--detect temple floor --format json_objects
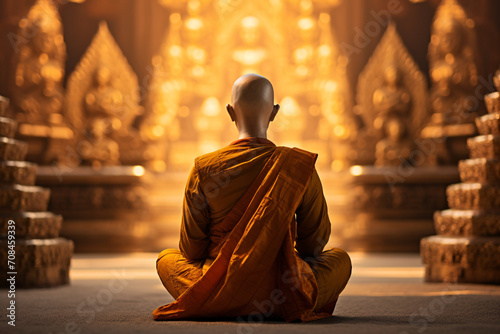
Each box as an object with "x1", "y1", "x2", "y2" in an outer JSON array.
[{"x1": 2, "y1": 253, "x2": 499, "y2": 334}]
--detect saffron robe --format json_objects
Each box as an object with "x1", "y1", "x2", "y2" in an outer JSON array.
[{"x1": 154, "y1": 138, "x2": 351, "y2": 322}]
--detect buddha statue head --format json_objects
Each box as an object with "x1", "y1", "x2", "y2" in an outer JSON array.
[
  {"x1": 384, "y1": 65, "x2": 401, "y2": 89},
  {"x1": 436, "y1": 17, "x2": 463, "y2": 55},
  {"x1": 95, "y1": 66, "x2": 112, "y2": 87}
]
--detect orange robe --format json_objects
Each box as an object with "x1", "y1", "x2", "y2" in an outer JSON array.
[{"x1": 154, "y1": 138, "x2": 351, "y2": 322}]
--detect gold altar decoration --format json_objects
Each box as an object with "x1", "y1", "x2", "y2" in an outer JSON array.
[
  {"x1": 9, "y1": 0, "x2": 74, "y2": 165},
  {"x1": 355, "y1": 22, "x2": 428, "y2": 166},
  {"x1": 147, "y1": 0, "x2": 349, "y2": 170},
  {"x1": 420, "y1": 0, "x2": 479, "y2": 164},
  {"x1": 65, "y1": 21, "x2": 144, "y2": 168},
  {"x1": 10, "y1": 0, "x2": 66, "y2": 124}
]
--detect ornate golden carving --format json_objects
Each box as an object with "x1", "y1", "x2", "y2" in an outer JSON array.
[
  {"x1": 10, "y1": 0, "x2": 66, "y2": 125},
  {"x1": 151, "y1": 0, "x2": 350, "y2": 170},
  {"x1": 65, "y1": 21, "x2": 142, "y2": 168},
  {"x1": 356, "y1": 22, "x2": 428, "y2": 166},
  {"x1": 425, "y1": 0, "x2": 478, "y2": 127}
]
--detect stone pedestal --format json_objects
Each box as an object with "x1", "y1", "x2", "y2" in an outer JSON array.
[
  {"x1": 421, "y1": 90, "x2": 500, "y2": 284},
  {"x1": 0, "y1": 96, "x2": 73, "y2": 288},
  {"x1": 35, "y1": 165, "x2": 149, "y2": 252},
  {"x1": 348, "y1": 166, "x2": 459, "y2": 252}
]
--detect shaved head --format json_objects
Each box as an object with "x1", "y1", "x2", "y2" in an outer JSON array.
[{"x1": 227, "y1": 74, "x2": 279, "y2": 139}]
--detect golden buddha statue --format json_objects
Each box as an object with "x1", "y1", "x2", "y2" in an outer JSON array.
[
  {"x1": 79, "y1": 118, "x2": 120, "y2": 168},
  {"x1": 66, "y1": 22, "x2": 143, "y2": 168},
  {"x1": 375, "y1": 116, "x2": 413, "y2": 166},
  {"x1": 355, "y1": 22, "x2": 428, "y2": 166},
  {"x1": 11, "y1": 0, "x2": 66, "y2": 125},
  {"x1": 429, "y1": 16, "x2": 477, "y2": 123},
  {"x1": 84, "y1": 66, "x2": 124, "y2": 120},
  {"x1": 420, "y1": 0, "x2": 479, "y2": 164},
  {"x1": 373, "y1": 65, "x2": 411, "y2": 131}
]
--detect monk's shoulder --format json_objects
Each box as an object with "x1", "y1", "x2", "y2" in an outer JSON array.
[
  {"x1": 194, "y1": 145, "x2": 238, "y2": 177},
  {"x1": 286, "y1": 147, "x2": 318, "y2": 167}
]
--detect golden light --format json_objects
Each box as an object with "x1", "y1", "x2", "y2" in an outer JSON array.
[
  {"x1": 331, "y1": 159, "x2": 344, "y2": 172},
  {"x1": 296, "y1": 65, "x2": 309, "y2": 76},
  {"x1": 152, "y1": 125, "x2": 164, "y2": 137},
  {"x1": 192, "y1": 65, "x2": 205, "y2": 77},
  {"x1": 132, "y1": 165, "x2": 145, "y2": 177},
  {"x1": 201, "y1": 97, "x2": 220, "y2": 117},
  {"x1": 169, "y1": 45, "x2": 182, "y2": 57},
  {"x1": 318, "y1": 44, "x2": 331, "y2": 57},
  {"x1": 185, "y1": 17, "x2": 203, "y2": 31},
  {"x1": 325, "y1": 80, "x2": 338, "y2": 92},
  {"x1": 333, "y1": 124, "x2": 345, "y2": 137},
  {"x1": 280, "y1": 96, "x2": 300, "y2": 116},
  {"x1": 350, "y1": 165, "x2": 363, "y2": 176},
  {"x1": 298, "y1": 17, "x2": 315, "y2": 31},
  {"x1": 241, "y1": 16, "x2": 260, "y2": 29}
]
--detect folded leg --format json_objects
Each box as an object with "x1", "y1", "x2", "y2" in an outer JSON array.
[
  {"x1": 156, "y1": 248, "x2": 205, "y2": 299},
  {"x1": 302, "y1": 247, "x2": 352, "y2": 313}
]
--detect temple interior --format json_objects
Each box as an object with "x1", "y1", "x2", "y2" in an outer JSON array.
[{"x1": 0, "y1": 0, "x2": 499, "y2": 333}]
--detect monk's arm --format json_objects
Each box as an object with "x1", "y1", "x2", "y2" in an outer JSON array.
[
  {"x1": 179, "y1": 165, "x2": 211, "y2": 260},
  {"x1": 295, "y1": 169, "x2": 331, "y2": 257}
]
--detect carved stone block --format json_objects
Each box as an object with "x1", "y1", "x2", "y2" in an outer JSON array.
[
  {"x1": 485, "y1": 92, "x2": 500, "y2": 114},
  {"x1": 434, "y1": 209, "x2": 500, "y2": 236},
  {"x1": 0, "y1": 117, "x2": 17, "y2": 138},
  {"x1": 0, "y1": 185, "x2": 50, "y2": 212},
  {"x1": 0, "y1": 238, "x2": 73, "y2": 288},
  {"x1": 458, "y1": 158, "x2": 500, "y2": 184},
  {"x1": 421, "y1": 235, "x2": 500, "y2": 284},
  {"x1": 0, "y1": 138, "x2": 28, "y2": 161},
  {"x1": 476, "y1": 112, "x2": 500, "y2": 136},
  {"x1": 468, "y1": 135, "x2": 500, "y2": 159},
  {"x1": 447, "y1": 183, "x2": 500, "y2": 210},
  {"x1": 0, "y1": 212, "x2": 62, "y2": 239},
  {"x1": 0, "y1": 161, "x2": 37, "y2": 186}
]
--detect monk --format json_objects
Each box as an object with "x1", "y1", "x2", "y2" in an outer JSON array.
[{"x1": 154, "y1": 74, "x2": 351, "y2": 322}]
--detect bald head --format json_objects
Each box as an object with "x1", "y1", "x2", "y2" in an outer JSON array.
[{"x1": 227, "y1": 74, "x2": 279, "y2": 138}]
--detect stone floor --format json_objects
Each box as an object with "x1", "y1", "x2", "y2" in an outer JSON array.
[{"x1": 1, "y1": 252, "x2": 499, "y2": 334}]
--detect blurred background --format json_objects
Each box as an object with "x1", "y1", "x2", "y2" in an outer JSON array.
[{"x1": 1, "y1": 0, "x2": 499, "y2": 254}]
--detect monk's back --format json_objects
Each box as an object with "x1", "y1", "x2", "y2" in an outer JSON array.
[{"x1": 195, "y1": 138, "x2": 276, "y2": 228}]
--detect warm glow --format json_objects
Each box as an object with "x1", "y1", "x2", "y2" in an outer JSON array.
[
  {"x1": 325, "y1": 80, "x2": 338, "y2": 92},
  {"x1": 185, "y1": 18, "x2": 203, "y2": 31},
  {"x1": 152, "y1": 125, "x2": 164, "y2": 137},
  {"x1": 169, "y1": 45, "x2": 182, "y2": 57},
  {"x1": 201, "y1": 97, "x2": 220, "y2": 116},
  {"x1": 350, "y1": 165, "x2": 363, "y2": 176},
  {"x1": 280, "y1": 96, "x2": 300, "y2": 116},
  {"x1": 132, "y1": 165, "x2": 145, "y2": 176},
  {"x1": 318, "y1": 44, "x2": 331, "y2": 57},
  {"x1": 241, "y1": 16, "x2": 260, "y2": 29},
  {"x1": 298, "y1": 18, "x2": 315, "y2": 31},
  {"x1": 331, "y1": 159, "x2": 344, "y2": 172},
  {"x1": 334, "y1": 125, "x2": 345, "y2": 137}
]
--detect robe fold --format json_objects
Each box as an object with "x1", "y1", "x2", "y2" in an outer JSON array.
[{"x1": 154, "y1": 138, "x2": 351, "y2": 322}]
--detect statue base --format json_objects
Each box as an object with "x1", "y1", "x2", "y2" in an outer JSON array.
[
  {"x1": 420, "y1": 118, "x2": 477, "y2": 165},
  {"x1": 16, "y1": 122, "x2": 73, "y2": 165},
  {"x1": 346, "y1": 165, "x2": 459, "y2": 252},
  {"x1": 35, "y1": 165, "x2": 150, "y2": 252}
]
